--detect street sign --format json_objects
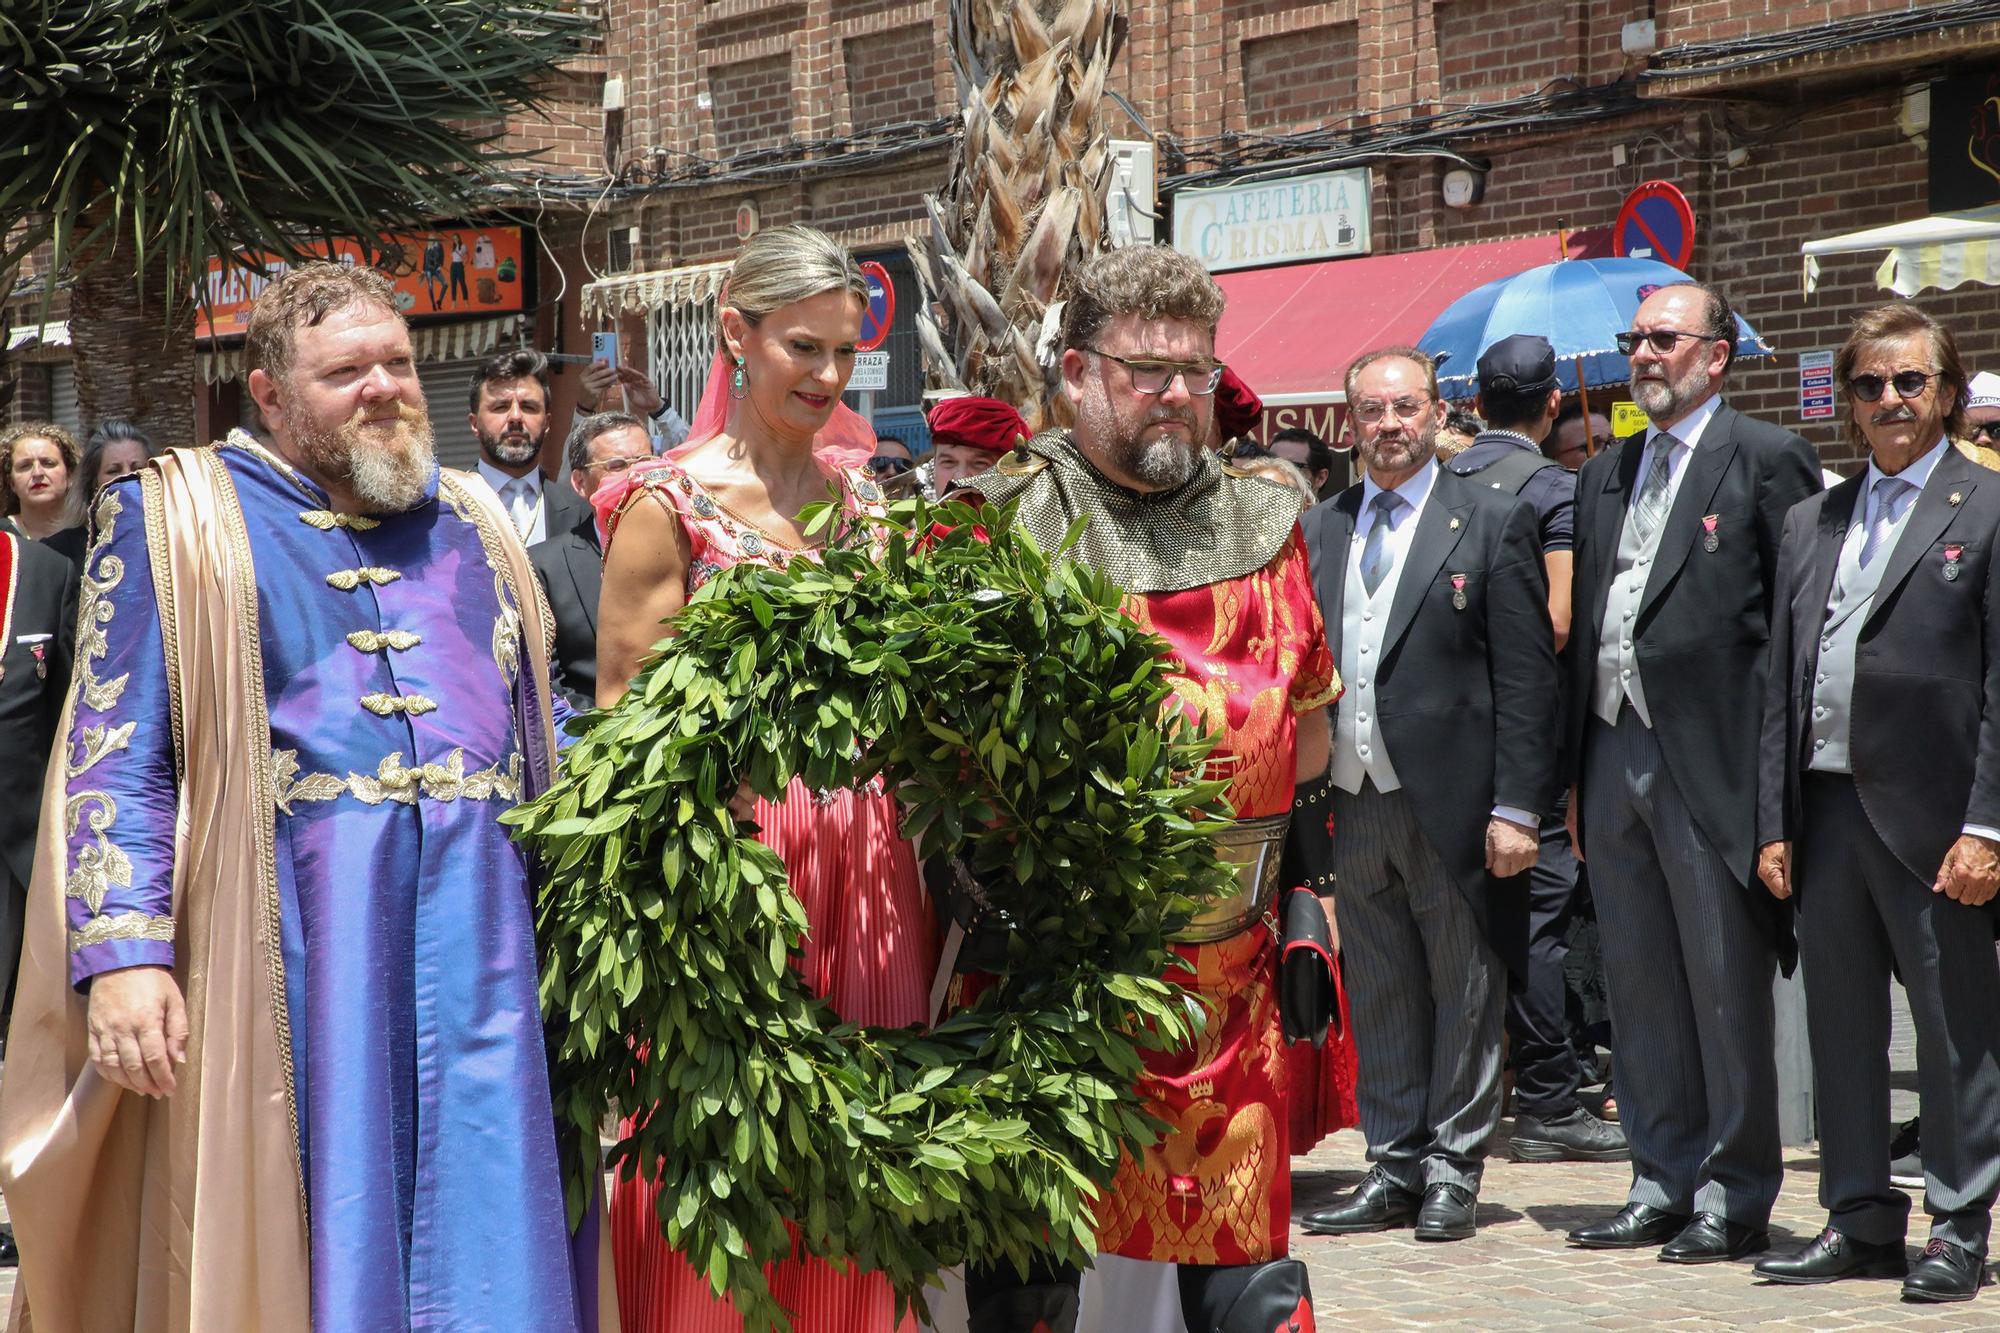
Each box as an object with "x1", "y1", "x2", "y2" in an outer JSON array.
[
  {"x1": 1799, "y1": 349, "x2": 1837, "y2": 421},
  {"x1": 1613, "y1": 181, "x2": 1696, "y2": 270},
  {"x1": 857, "y1": 261, "x2": 895, "y2": 351},
  {"x1": 849, "y1": 350, "x2": 888, "y2": 392},
  {"x1": 1610, "y1": 401, "x2": 1648, "y2": 437}
]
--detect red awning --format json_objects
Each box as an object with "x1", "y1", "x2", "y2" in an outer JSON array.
[{"x1": 1216, "y1": 231, "x2": 1609, "y2": 403}]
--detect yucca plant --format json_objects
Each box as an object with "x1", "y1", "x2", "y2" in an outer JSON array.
[
  {"x1": 0, "y1": 0, "x2": 590, "y2": 442},
  {"x1": 910, "y1": 0, "x2": 1125, "y2": 428}
]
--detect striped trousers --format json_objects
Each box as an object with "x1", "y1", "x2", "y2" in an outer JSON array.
[{"x1": 1330, "y1": 781, "x2": 1505, "y2": 1193}]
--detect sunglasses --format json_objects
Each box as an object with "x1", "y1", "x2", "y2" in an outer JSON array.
[
  {"x1": 1971, "y1": 422, "x2": 2000, "y2": 444},
  {"x1": 865, "y1": 455, "x2": 914, "y2": 477},
  {"x1": 1614, "y1": 328, "x2": 1718, "y2": 356},
  {"x1": 587, "y1": 455, "x2": 653, "y2": 473},
  {"x1": 1845, "y1": 369, "x2": 1938, "y2": 403}
]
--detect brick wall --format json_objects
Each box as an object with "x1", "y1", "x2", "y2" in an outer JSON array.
[
  {"x1": 844, "y1": 22, "x2": 938, "y2": 129},
  {"x1": 1241, "y1": 23, "x2": 1360, "y2": 129},
  {"x1": 710, "y1": 53, "x2": 796, "y2": 155}
]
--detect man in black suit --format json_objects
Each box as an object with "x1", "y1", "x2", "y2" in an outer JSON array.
[
  {"x1": 0, "y1": 517, "x2": 76, "y2": 1017},
  {"x1": 1753, "y1": 302, "x2": 2000, "y2": 1303},
  {"x1": 467, "y1": 349, "x2": 594, "y2": 547},
  {"x1": 529, "y1": 411, "x2": 653, "y2": 713},
  {"x1": 1564, "y1": 282, "x2": 1822, "y2": 1262},
  {"x1": 1299, "y1": 346, "x2": 1558, "y2": 1243}
]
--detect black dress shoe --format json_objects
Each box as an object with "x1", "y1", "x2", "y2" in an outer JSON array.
[
  {"x1": 1658, "y1": 1211, "x2": 1771, "y2": 1264},
  {"x1": 1902, "y1": 1238, "x2": 1987, "y2": 1303},
  {"x1": 1566, "y1": 1202, "x2": 1691, "y2": 1249},
  {"x1": 1301, "y1": 1167, "x2": 1420, "y2": 1235},
  {"x1": 1413, "y1": 1183, "x2": 1477, "y2": 1242},
  {"x1": 1753, "y1": 1228, "x2": 1906, "y2": 1284}
]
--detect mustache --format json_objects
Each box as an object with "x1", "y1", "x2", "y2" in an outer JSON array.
[{"x1": 1870, "y1": 405, "x2": 1918, "y2": 426}]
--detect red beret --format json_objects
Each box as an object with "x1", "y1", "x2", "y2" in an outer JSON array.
[
  {"x1": 1213, "y1": 367, "x2": 1263, "y2": 441},
  {"x1": 928, "y1": 396, "x2": 1030, "y2": 455}
]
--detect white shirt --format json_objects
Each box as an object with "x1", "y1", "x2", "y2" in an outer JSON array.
[
  {"x1": 478, "y1": 459, "x2": 548, "y2": 545},
  {"x1": 1334, "y1": 461, "x2": 1537, "y2": 828}
]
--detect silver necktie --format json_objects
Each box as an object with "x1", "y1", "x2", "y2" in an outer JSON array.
[
  {"x1": 1360, "y1": 491, "x2": 1404, "y2": 595},
  {"x1": 1859, "y1": 475, "x2": 1913, "y2": 568},
  {"x1": 1632, "y1": 435, "x2": 1677, "y2": 543}
]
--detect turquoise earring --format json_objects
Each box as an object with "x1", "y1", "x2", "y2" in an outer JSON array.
[{"x1": 730, "y1": 356, "x2": 748, "y2": 399}]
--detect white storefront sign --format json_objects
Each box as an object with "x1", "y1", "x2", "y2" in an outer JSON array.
[{"x1": 1172, "y1": 169, "x2": 1371, "y2": 273}]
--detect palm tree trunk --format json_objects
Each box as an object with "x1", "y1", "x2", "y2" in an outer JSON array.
[
  {"x1": 913, "y1": 0, "x2": 1125, "y2": 428},
  {"x1": 69, "y1": 234, "x2": 197, "y2": 445}
]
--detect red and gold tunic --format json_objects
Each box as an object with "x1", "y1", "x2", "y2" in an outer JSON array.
[{"x1": 1095, "y1": 528, "x2": 1340, "y2": 1265}]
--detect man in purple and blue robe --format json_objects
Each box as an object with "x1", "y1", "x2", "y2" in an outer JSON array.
[{"x1": 0, "y1": 262, "x2": 601, "y2": 1332}]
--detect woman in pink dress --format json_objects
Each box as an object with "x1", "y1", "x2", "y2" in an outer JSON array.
[{"x1": 593, "y1": 224, "x2": 934, "y2": 1333}]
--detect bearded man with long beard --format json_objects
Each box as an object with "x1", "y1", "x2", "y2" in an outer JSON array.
[
  {"x1": 964, "y1": 245, "x2": 1338, "y2": 1333},
  {"x1": 0, "y1": 262, "x2": 604, "y2": 1332}
]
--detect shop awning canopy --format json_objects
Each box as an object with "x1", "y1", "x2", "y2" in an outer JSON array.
[
  {"x1": 581, "y1": 260, "x2": 733, "y2": 319},
  {"x1": 5, "y1": 320, "x2": 69, "y2": 352},
  {"x1": 1801, "y1": 206, "x2": 2000, "y2": 296},
  {"x1": 1215, "y1": 233, "x2": 1589, "y2": 404}
]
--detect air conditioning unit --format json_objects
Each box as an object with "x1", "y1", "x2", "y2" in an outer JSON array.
[{"x1": 1107, "y1": 139, "x2": 1157, "y2": 247}]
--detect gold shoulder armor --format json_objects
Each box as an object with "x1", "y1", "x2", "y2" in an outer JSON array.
[{"x1": 994, "y1": 450, "x2": 1048, "y2": 478}]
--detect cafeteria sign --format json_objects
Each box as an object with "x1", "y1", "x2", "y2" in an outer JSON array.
[
  {"x1": 1173, "y1": 168, "x2": 1371, "y2": 273},
  {"x1": 193, "y1": 225, "x2": 529, "y2": 339}
]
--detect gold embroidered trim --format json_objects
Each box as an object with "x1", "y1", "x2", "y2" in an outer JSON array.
[
  {"x1": 439, "y1": 473, "x2": 530, "y2": 684},
  {"x1": 359, "y1": 692, "x2": 438, "y2": 717},
  {"x1": 68, "y1": 909, "x2": 175, "y2": 954},
  {"x1": 64, "y1": 791, "x2": 130, "y2": 914},
  {"x1": 275, "y1": 748, "x2": 522, "y2": 812},
  {"x1": 345, "y1": 628, "x2": 422, "y2": 653},
  {"x1": 74, "y1": 489, "x2": 132, "y2": 713},
  {"x1": 326, "y1": 566, "x2": 401, "y2": 591},
  {"x1": 299, "y1": 509, "x2": 380, "y2": 531},
  {"x1": 67, "y1": 721, "x2": 137, "y2": 779},
  {"x1": 140, "y1": 468, "x2": 186, "y2": 781}
]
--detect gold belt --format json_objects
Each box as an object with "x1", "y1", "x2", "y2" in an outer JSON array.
[{"x1": 1175, "y1": 811, "x2": 1290, "y2": 943}]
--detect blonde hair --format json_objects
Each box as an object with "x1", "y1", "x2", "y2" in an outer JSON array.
[{"x1": 721, "y1": 225, "x2": 869, "y2": 339}]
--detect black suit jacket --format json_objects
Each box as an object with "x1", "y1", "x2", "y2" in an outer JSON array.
[
  {"x1": 1, "y1": 524, "x2": 78, "y2": 888},
  {"x1": 1758, "y1": 446, "x2": 2000, "y2": 891},
  {"x1": 541, "y1": 476, "x2": 592, "y2": 546},
  {"x1": 1301, "y1": 470, "x2": 1559, "y2": 966},
  {"x1": 530, "y1": 509, "x2": 603, "y2": 713},
  {"x1": 1567, "y1": 401, "x2": 1821, "y2": 887}
]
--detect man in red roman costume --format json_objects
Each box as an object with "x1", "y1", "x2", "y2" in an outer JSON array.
[{"x1": 964, "y1": 244, "x2": 1337, "y2": 1333}]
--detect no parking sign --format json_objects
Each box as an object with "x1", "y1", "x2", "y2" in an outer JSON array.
[
  {"x1": 1614, "y1": 181, "x2": 1696, "y2": 270},
  {"x1": 856, "y1": 261, "x2": 895, "y2": 352}
]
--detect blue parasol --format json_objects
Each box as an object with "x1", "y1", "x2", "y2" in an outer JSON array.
[{"x1": 1418, "y1": 256, "x2": 1773, "y2": 401}]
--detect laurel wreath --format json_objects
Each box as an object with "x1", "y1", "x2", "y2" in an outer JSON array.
[{"x1": 505, "y1": 498, "x2": 1237, "y2": 1331}]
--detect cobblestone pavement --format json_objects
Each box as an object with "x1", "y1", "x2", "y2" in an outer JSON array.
[{"x1": 1290, "y1": 983, "x2": 1968, "y2": 1330}]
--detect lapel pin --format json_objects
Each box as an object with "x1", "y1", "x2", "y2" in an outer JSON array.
[
  {"x1": 1450, "y1": 573, "x2": 1468, "y2": 610},
  {"x1": 1449, "y1": 516, "x2": 1461, "y2": 531},
  {"x1": 1945, "y1": 544, "x2": 1964, "y2": 581},
  {"x1": 1950, "y1": 491, "x2": 1964, "y2": 507},
  {"x1": 1701, "y1": 514, "x2": 1720, "y2": 553}
]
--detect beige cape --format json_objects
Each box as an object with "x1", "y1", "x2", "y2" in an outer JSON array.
[{"x1": 0, "y1": 448, "x2": 581, "y2": 1331}]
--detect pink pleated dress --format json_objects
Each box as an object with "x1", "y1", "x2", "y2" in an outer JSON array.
[{"x1": 603, "y1": 458, "x2": 934, "y2": 1333}]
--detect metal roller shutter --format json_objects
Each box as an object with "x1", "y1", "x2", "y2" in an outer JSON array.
[{"x1": 419, "y1": 359, "x2": 482, "y2": 472}]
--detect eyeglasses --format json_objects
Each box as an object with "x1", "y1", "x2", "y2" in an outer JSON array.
[
  {"x1": 1971, "y1": 422, "x2": 2000, "y2": 444},
  {"x1": 1845, "y1": 369, "x2": 1939, "y2": 403},
  {"x1": 1614, "y1": 328, "x2": 1717, "y2": 356},
  {"x1": 587, "y1": 455, "x2": 653, "y2": 473},
  {"x1": 865, "y1": 455, "x2": 915, "y2": 478},
  {"x1": 1088, "y1": 348, "x2": 1226, "y2": 396},
  {"x1": 1350, "y1": 395, "x2": 1434, "y2": 425}
]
